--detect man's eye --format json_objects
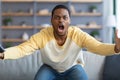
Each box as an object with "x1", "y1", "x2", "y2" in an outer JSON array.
[
  {"x1": 54, "y1": 16, "x2": 60, "y2": 20},
  {"x1": 63, "y1": 16, "x2": 68, "y2": 20}
]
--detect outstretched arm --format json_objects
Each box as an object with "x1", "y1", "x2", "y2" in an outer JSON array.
[{"x1": 0, "y1": 33, "x2": 41, "y2": 60}]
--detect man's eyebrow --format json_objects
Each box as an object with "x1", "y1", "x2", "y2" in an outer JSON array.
[{"x1": 54, "y1": 14, "x2": 68, "y2": 16}]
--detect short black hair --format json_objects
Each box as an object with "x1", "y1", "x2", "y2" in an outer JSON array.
[{"x1": 51, "y1": 4, "x2": 71, "y2": 17}]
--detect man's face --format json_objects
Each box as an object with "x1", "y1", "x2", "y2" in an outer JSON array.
[{"x1": 51, "y1": 8, "x2": 71, "y2": 37}]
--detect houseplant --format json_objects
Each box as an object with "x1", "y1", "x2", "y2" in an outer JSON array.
[
  {"x1": 90, "y1": 30, "x2": 99, "y2": 38},
  {"x1": 3, "y1": 17, "x2": 12, "y2": 26},
  {"x1": 89, "y1": 5, "x2": 97, "y2": 13}
]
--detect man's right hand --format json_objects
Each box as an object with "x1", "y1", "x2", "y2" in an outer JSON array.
[{"x1": 0, "y1": 53, "x2": 4, "y2": 59}]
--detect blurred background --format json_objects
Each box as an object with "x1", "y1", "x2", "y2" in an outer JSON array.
[{"x1": 0, "y1": 0, "x2": 119, "y2": 48}]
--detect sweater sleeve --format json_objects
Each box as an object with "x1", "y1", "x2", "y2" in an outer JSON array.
[
  {"x1": 4, "y1": 32, "x2": 42, "y2": 59},
  {"x1": 80, "y1": 30, "x2": 116, "y2": 56}
]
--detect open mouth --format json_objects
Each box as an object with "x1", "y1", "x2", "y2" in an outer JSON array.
[
  {"x1": 58, "y1": 25, "x2": 64, "y2": 33},
  {"x1": 58, "y1": 25, "x2": 64, "y2": 31}
]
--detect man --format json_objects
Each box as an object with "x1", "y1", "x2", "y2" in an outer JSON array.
[{"x1": 0, "y1": 4, "x2": 120, "y2": 80}]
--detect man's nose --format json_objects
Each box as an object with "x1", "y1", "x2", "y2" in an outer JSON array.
[{"x1": 59, "y1": 18, "x2": 64, "y2": 23}]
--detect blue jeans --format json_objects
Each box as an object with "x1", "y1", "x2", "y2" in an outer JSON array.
[{"x1": 34, "y1": 64, "x2": 88, "y2": 80}]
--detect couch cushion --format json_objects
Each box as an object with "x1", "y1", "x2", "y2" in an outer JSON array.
[
  {"x1": 0, "y1": 50, "x2": 42, "y2": 80},
  {"x1": 103, "y1": 55, "x2": 120, "y2": 80}
]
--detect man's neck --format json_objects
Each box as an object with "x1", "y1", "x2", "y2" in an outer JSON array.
[{"x1": 54, "y1": 33, "x2": 67, "y2": 46}]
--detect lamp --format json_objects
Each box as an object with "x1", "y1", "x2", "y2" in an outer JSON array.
[
  {"x1": 106, "y1": 14, "x2": 116, "y2": 27},
  {"x1": 106, "y1": 14, "x2": 116, "y2": 43}
]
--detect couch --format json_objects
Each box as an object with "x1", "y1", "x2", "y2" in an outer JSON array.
[{"x1": 0, "y1": 50, "x2": 105, "y2": 80}]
